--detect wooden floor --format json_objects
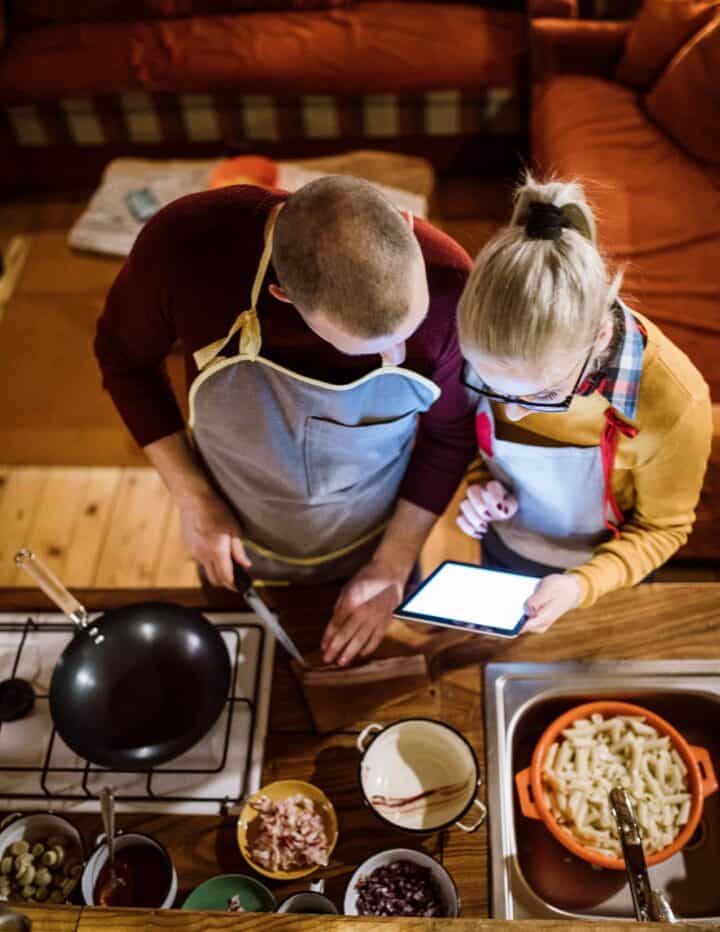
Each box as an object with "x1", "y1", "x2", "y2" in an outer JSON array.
[{"x1": 0, "y1": 466, "x2": 199, "y2": 588}]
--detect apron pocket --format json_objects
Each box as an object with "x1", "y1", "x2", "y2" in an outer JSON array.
[{"x1": 305, "y1": 412, "x2": 418, "y2": 500}]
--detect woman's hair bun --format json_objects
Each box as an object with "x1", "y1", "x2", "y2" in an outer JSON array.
[{"x1": 525, "y1": 202, "x2": 565, "y2": 241}]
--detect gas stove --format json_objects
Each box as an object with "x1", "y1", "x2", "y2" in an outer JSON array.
[{"x1": 0, "y1": 613, "x2": 275, "y2": 815}]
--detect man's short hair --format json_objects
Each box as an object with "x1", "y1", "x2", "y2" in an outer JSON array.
[{"x1": 272, "y1": 175, "x2": 421, "y2": 338}]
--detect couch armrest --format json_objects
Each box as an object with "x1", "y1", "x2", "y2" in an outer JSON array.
[
  {"x1": 528, "y1": 0, "x2": 578, "y2": 17},
  {"x1": 531, "y1": 17, "x2": 630, "y2": 83}
]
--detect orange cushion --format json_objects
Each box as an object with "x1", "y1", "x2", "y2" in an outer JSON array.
[
  {"x1": 532, "y1": 73, "x2": 720, "y2": 393},
  {"x1": 208, "y1": 156, "x2": 279, "y2": 189},
  {"x1": 141, "y1": 4, "x2": 525, "y2": 96},
  {"x1": 616, "y1": 0, "x2": 720, "y2": 88},
  {"x1": 0, "y1": 3, "x2": 525, "y2": 101},
  {"x1": 644, "y1": 13, "x2": 720, "y2": 164},
  {"x1": 527, "y1": 0, "x2": 578, "y2": 15}
]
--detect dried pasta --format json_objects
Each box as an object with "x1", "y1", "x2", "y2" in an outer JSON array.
[{"x1": 541, "y1": 713, "x2": 691, "y2": 857}]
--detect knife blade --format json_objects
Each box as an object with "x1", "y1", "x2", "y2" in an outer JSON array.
[{"x1": 233, "y1": 563, "x2": 306, "y2": 666}]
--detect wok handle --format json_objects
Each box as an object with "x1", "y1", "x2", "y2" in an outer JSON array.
[
  {"x1": 690, "y1": 745, "x2": 719, "y2": 797},
  {"x1": 14, "y1": 549, "x2": 88, "y2": 626},
  {"x1": 515, "y1": 767, "x2": 541, "y2": 819}
]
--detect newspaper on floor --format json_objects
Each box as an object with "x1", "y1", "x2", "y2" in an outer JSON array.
[{"x1": 68, "y1": 157, "x2": 428, "y2": 258}]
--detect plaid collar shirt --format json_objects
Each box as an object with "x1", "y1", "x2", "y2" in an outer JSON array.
[{"x1": 577, "y1": 300, "x2": 646, "y2": 421}]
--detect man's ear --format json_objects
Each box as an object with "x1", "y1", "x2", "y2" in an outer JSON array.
[{"x1": 268, "y1": 283, "x2": 292, "y2": 304}]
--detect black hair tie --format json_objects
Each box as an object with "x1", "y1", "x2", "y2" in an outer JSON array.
[{"x1": 525, "y1": 202, "x2": 565, "y2": 241}]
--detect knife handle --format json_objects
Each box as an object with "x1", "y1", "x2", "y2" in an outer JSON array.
[{"x1": 232, "y1": 561, "x2": 252, "y2": 595}]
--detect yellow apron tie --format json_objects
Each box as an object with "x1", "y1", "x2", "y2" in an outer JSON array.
[{"x1": 193, "y1": 203, "x2": 283, "y2": 372}]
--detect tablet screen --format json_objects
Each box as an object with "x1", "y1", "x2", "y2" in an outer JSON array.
[{"x1": 398, "y1": 561, "x2": 539, "y2": 635}]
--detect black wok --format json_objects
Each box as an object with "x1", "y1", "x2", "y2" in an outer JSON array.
[{"x1": 15, "y1": 549, "x2": 231, "y2": 769}]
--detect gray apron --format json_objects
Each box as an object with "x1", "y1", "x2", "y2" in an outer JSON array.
[
  {"x1": 475, "y1": 396, "x2": 614, "y2": 569},
  {"x1": 188, "y1": 205, "x2": 440, "y2": 583}
]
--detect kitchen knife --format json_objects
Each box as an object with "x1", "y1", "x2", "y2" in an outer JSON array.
[{"x1": 233, "y1": 563, "x2": 306, "y2": 666}]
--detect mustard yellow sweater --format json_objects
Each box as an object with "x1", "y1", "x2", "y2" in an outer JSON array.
[{"x1": 467, "y1": 314, "x2": 712, "y2": 608}]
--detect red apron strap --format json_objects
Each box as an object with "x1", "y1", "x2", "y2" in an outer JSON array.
[{"x1": 600, "y1": 407, "x2": 638, "y2": 539}]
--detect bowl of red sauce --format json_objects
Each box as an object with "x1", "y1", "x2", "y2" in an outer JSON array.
[{"x1": 81, "y1": 832, "x2": 176, "y2": 908}]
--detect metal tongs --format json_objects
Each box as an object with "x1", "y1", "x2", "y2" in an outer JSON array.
[{"x1": 609, "y1": 786, "x2": 676, "y2": 923}]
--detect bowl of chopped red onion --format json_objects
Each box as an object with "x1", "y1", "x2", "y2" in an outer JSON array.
[
  {"x1": 237, "y1": 780, "x2": 338, "y2": 880},
  {"x1": 343, "y1": 848, "x2": 459, "y2": 918}
]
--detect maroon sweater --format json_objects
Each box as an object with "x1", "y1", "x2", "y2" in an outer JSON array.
[{"x1": 95, "y1": 185, "x2": 476, "y2": 515}]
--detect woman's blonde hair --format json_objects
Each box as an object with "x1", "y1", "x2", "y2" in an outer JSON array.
[{"x1": 458, "y1": 174, "x2": 622, "y2": 363}]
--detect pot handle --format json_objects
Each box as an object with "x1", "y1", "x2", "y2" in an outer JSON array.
[
  {"x1": 515, "y1": 768, "x2": 541, "y2": 819},
  {"x1": 356, "y1": 723, "x2": 383, "y2": 753},
  {"x1": 455, "y1": 798, "x2": 487, "y2": 833},
  {"x1": 689, "y1": 745, "x2": 719, "y2": 797},
  {"x1": 14, "y1": 549, "x2": 88, "y2": 627}
]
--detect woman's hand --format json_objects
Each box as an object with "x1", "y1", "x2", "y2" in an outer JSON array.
[
  {"x1": 522, "y1": 574, "x2": 582, "y2": 633},
  {"x1": 178, "y1": 490, "x2": 251, "y2": 589},
  {"x1": 456, "y1": 479, "x2": 518, "y2": 538}
]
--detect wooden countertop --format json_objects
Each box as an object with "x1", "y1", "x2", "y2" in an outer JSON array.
[
  {"x1": 7, "y1": 905, "x2": 689, "y2": 930},
  {"x1": 2, "y1": 583, "x2": 718, "y2": 929}
]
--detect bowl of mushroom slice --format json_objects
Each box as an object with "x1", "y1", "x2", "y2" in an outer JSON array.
[{"x1": 0, "y1": 813, "x2": 84, "y2": 905}]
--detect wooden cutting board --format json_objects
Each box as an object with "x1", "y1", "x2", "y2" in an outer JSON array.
[{"x1": 291, "y1": 627, "x2": 473, "y2": 733}]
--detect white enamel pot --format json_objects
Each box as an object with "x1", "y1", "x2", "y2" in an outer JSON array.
[{"x1": 357, "y1": 718, "x2": 486, "y2": 834}]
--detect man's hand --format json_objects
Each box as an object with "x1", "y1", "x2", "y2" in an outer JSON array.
[
  {"x1": 320, "y1": 560, "x2": 406, "y2": 666},
  {"x1": 178, "y1": 489, "x2": 251, "y2": 589},
  {"x1": 456, "y1": 480, "x2": 518, "y2": 538},
  {"x1": 143, "y1": 431, "x2": 251, "y2": 589},
  {"x1": 522, "y1": 573, "x2": 582, "y2": 633}
]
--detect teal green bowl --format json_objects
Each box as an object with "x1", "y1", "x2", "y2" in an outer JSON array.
[{"x1": 182, "y1": 874, "x2": 277, "y2": 912}]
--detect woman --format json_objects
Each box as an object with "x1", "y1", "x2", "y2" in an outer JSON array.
[{"x1": 456, "y1": 175, "x2": 711, "y2": 632}]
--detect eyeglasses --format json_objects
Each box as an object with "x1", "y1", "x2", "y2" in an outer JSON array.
[{"x1": 461, "y1": 344, "x2": 595, "y2": 413}]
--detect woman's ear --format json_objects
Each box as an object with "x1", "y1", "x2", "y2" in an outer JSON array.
[{"x1": 268, "y1": 283, "x2": 292, "y2": 304}]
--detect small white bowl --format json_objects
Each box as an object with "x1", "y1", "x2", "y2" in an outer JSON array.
[
  {"x1": 343, "y1": 848, "x2": 459, "y2": 918},
  {"x1": 0, "y1": 813, "x2": 84, "y2": 904},
  {"x1": 81, "y1": 832, "x2": 177, "y2": 909}
]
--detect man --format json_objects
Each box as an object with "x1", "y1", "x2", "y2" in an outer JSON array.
[{"x1": 96, "y1": 176, "x2": 475, "y2": 666}]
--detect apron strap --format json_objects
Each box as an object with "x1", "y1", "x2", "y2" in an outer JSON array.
[
  {"x1": 600, "y1": 407, "x2": 638, "y2": 540},
  {"x1": 193, "y1": 202, "x2": 284, "y2": 372}
]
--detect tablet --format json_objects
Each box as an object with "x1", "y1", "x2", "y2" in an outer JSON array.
[{"x1": 394, "y1": 560, "x2": 539, "y2": 638}]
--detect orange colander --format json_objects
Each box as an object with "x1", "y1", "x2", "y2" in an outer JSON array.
[{"x1": 515, "y1": 700, "x2": 718, "y2": 870}]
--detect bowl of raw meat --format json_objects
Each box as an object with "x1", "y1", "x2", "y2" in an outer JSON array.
[
  {"x1": 343, "y1": 848, "x2": 459, "y2": 917},
  {"x1": 237, "y1": 780, "x2": 338, "y2": 880}
]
